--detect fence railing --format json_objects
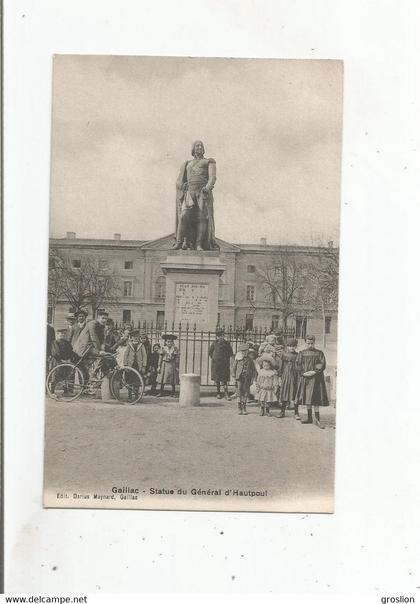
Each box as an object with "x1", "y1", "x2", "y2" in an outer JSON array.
[{"x1": 113, "y1": 322, "x2": 298, "y2": 386}]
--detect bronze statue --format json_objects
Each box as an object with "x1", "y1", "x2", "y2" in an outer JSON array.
[{"x1": 174, "y1": 140, "x2": 218, "y2": 251}]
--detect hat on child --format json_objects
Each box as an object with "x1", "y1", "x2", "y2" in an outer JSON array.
[
  {"x1": 130, "y1": 329, "x2": 140, "y2": 338},
  {"x1": 238, "y1": 343, "x2": 249, "y2": 352},
  {"x1": 260, "y1": 353, "x2": 275, "y2": 367},
  {"x1": 266, "y1": 334, "x2": 276, "y2": 344},
  {"x1": 306, "y1": 335, "x2": 316, "y2": 343},
  {"x1": 75, "y1": 309, "x2": 88, "y2": 318},
  {"x1": 286, "y1": 337, "x2": 298, "y2": 347},
  {"x1": 161, "y1": 333, "x2": 178, "y2": 341}
]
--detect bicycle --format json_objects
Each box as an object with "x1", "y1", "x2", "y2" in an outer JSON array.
[{"x1": 46, "y1": 347, "x2": 145, "y2": 404}]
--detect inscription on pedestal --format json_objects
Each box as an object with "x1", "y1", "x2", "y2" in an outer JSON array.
[{"x1": 175, "y1": 283, "x2": 209, "y2": 327}]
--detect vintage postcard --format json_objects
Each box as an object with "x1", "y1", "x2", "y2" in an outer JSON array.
[{"x1": 43, "y1": 55, "x2": 342, "y2": 512}]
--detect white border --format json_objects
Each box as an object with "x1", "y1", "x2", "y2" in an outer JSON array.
[{"x1": 5, "y1": 0, "x2": 420, "y2": 595}]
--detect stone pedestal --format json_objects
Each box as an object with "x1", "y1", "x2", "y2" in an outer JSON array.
[
  {"x1": 161, "y1": 251, "x2": 226, "y2": 331},
  {"x1": 179, "y1": 373, "x2": 201, "y2": 407}
]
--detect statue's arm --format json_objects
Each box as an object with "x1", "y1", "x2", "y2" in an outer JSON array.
[{"x1": 205, "y1": 159, "x2": 216, "y2": 191}]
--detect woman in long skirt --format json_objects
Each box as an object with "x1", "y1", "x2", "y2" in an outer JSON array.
[
  {"x1": 278, "y1": 337, "x2": 299, "y2": 419},
  {"x1": 157, "y1": 334, "x2": 179, "y2": 397}
]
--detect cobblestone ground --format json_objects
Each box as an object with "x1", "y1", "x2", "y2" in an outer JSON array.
[{"x1": 44, "y1": 391, "x2": 336, "y2": 511}]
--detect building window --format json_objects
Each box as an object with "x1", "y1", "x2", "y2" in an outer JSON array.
[
  {"x1": 246, "y1": 285, "x2": 255, "y2": 302},
  {"x1": 325, "y1": 316, "x2": 332, "y2": 334},
  {"x1": 124, "y1": 261, "x2": 133, "y2": 269},
  {"x1": 72, "y1": 259, "x2": 81, "y2": 268},
  {"x1": 272, "y1": 315, "x2": 280, "y2": 329},
  {"x1": 123, "y1": 281, "x2": 133, "y2": 297},
  {"x1": 247, "y1": 265, "x2": 255, "y2": 273},
  {"x1": 245, "y1": 314, "x2": 254, "y2": 331},
  {"x1": 122, "y1": 309, "x2": 131, "y2": 324},
  {"x1": 156, "y1": 310, "x2": 165, "y2": 329},
  {"x1": 155, "y1": 276, "x2": 166, "y2": 299}
]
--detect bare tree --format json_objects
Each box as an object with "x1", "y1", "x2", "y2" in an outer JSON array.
[
  {"x1": 256, "y1": 251, "x2": 308, "y2": 331},
  {"x1": 306, "y1": 244, "x2": 339, "y2": 347},
  {"x1": 48, "y1": 252, "x2": 122, "y2": 317},
  {"x1": 48, "y1": 249, "x2": 66, "y2": 316}
]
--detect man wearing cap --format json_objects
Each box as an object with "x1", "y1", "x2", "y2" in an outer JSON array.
[
  {"x1": 209, "y1": 329, "x2": 233, "y2": 399},
  {"x1": 295, "y1": 335, "x2": 329, "y2": 428},
  {"x1": 73, "y1": 311, "x2": 110, "y2": 379},
  {"x1": 71, "y1": 310, "x2": 88, "y2": 349},
  {"x1": 65, "y1": 313, "x2": 76, "y2": 343}
]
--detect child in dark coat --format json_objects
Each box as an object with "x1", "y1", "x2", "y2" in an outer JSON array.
[
  {"x1": 51, "y1": 329, "x2": 73, "y2": 365},
  {"x1": 232, "y1": 344, "x2": 257, "y2": 415},
  {"x1": 209, "y1": 329, "x2": 233, "y2": 399},
  {"x1": 49, "y1": 329, "x2": 74, "y2": 395},
  {"x1": 149, "y1": 343, "x2": 161, "y2": 395}
]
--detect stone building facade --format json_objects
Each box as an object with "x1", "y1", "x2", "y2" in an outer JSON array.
[{"x1": 49, "y1": 232, "x2": 338, "y2": 344}]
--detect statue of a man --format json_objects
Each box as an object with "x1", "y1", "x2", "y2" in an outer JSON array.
[{"x1": 174, "y1": 140, "x2": 218, "y2": 251}]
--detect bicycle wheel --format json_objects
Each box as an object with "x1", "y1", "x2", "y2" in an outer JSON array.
[
  {"x1": 46, "y1": 363, "x2": 85, "y2": 402},
  {"x1": 110, "y1": 367, "x2": 144, "y2": 404}
]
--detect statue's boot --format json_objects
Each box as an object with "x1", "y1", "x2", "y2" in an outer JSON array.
[{"x1": 173, "y1": 242, "x2": 182, "y2": 250}]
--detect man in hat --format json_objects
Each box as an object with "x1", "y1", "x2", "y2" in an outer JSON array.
[
  {"x1": 71, "y1": 310, "x2": 88, "y2": 349},
  {"x1": 157, "y1": 334, "x2": 179, "y2": 397},
  {"x1": 73, "y1": 310, "x2": 110, "y2": 378},
  {"x1": 51, "y1": 329, "x2": 73, "y2": 364},
  {"x1": 295, "y1": 335, "x2": 329, "y2": 428},
  {"x1": 65, "y1": 312, "x2": 76, "y2": 343},
  {"x1": 209, "y1": 329, "x2": 233, "y2": 399},
  {"x1": 49, "y1": 329, "x2": 74, "y2": 394}
]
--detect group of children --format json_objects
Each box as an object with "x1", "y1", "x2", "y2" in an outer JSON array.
[{"x1": 229, "y1": 332, "x2": 329, "y2": 428}]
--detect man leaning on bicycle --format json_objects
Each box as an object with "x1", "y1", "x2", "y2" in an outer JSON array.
[{"x1": 72, "y1": 310, "x2": 113, "y2": 379}]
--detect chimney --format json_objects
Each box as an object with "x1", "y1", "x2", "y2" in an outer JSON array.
[
  {"x1": 114, "y1": 233, "x2": 121, "y2": 241},
  {"x1": 66, "y1": 232, "x2": 76, "y2": 239},
  {"x1": 328, "y1": 240, "x2": 334, "y2": 248},
  {"x1": 260, "y1": 237, "x2": 267, "y2": 246}
]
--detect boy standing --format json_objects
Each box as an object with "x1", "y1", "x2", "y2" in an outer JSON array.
[
  {"x1": 122, "y1": 329, "x2": 147, "y2": 401},
  {"x1": 295, "y1": 335, "x2": 329, "y2": 428},
  {"x1": 232, "y1": 344, "x2": 257, "y2": 415},
  {"x1": 209, "y1": 328, "x2": 233, "y2": 399}
]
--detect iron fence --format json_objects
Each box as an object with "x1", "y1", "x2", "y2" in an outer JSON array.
[{"x1": 114, "y1": 321, "x2": 297, "y2": 386}]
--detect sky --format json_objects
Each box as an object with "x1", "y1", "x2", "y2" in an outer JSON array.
[{"x1": 50, "y1": 55, "x2": 343, "y2": 245}]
